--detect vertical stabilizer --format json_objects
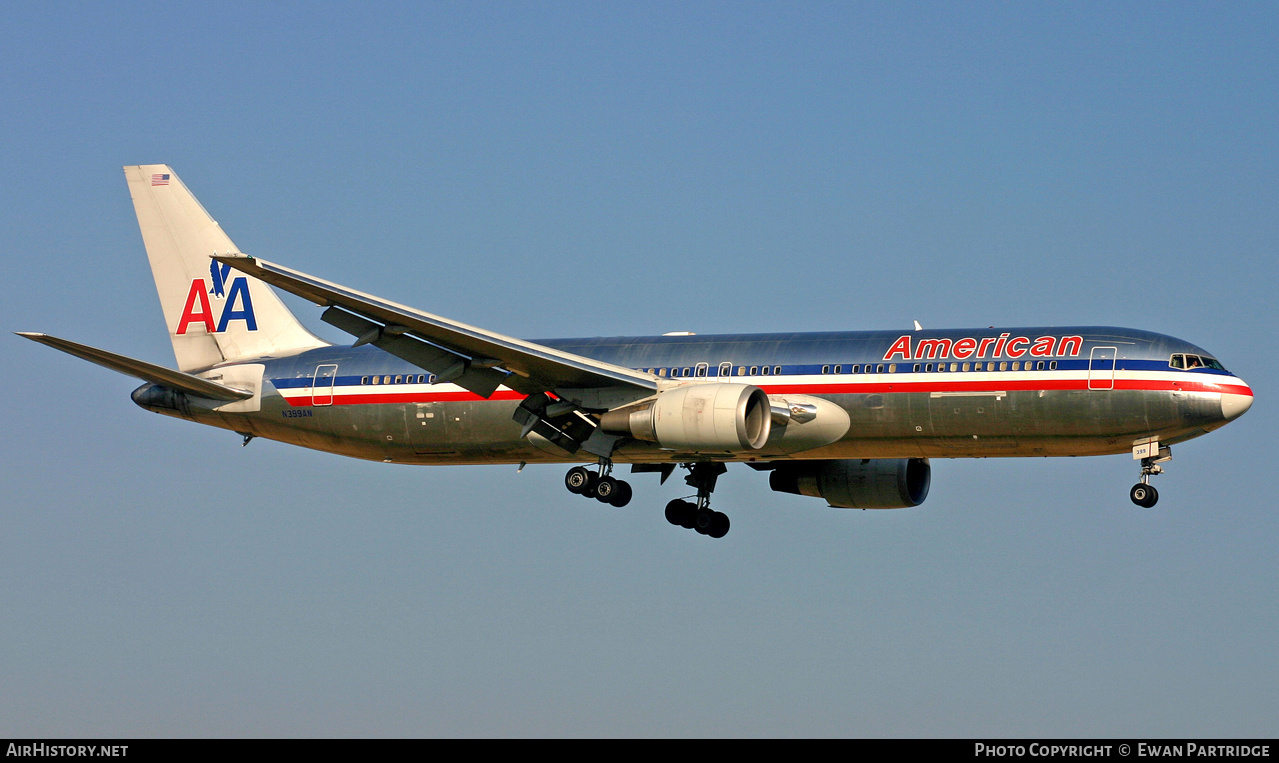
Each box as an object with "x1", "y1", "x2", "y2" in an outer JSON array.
[{"x1": 125, "y1": 165, "x2": 327, "y2": 371}]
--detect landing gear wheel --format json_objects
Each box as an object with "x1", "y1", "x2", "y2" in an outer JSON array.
[
  {"x1": 1130, "y1": 483, "x2": 1159, "y2": 508},
  {"x1": 708, "y1": 511, "x2": 730, "y2": 538},
  {"x1": 565, "y1": 466, "x2": 591, "y2": 494},
  {"x1": 694, "y1": 507, "x2": 716, "y2": 535},
  {"x1": 665, "y1": 499, "x2": 694, "y2": 527},
  {"x1": 594, "y1": 476, "x2": 619, "y2": 503},
  {"x1": 607, "y1": 480, "x2": 632, "y2": 508}
]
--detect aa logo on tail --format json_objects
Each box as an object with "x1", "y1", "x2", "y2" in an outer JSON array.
[{"x1": 176, "y1": 260, "x2": 258, "y2": 334}]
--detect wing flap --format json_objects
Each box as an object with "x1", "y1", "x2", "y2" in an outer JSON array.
[{"x1": 321, "y1": 307, "x2": 510, "y2": 397}]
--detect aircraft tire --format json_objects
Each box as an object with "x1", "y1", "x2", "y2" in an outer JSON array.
[
  {"x1": 607, "y1": 481, "x2": 632, "y2": 508},
  {"x1": 565, "y1": 467, "x2": 591, "y2": 494},
  {"x1": 708, "y1": 511, "x2": 730, "y2": 539},
  {"x1": 694, "y1": 507, "x2": 715, "y2": 535},
  {"x1": 1130, "y1": 483, "x2": 1159, "y2": 508},
  {"x1": 594, "y1": 476, "x2": 618, "y2": 503},
  {"x1": 665, "y1": 499, "x2": 691, "y2": 527}
]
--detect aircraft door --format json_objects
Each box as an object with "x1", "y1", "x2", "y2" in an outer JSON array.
[
  {"x1": 312, "y1": 363, "x2": 338, "y2": 406},
  {"x1": 1088, "y1": 347, "x2": 1116, "y2": 390}
]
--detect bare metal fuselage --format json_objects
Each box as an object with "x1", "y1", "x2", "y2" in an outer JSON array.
[{"x1": 132, "y1": 326, "x2": 1248, "y2": 466}]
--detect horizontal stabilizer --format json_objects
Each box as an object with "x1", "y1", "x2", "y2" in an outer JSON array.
[{"x1": 16, "y1": 332, "x2": 253, "y2": 401}]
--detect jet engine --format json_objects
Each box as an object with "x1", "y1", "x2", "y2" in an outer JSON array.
[
  {"x1": 599, "y1": 383, "x2": 771, "y2": 453},
  {"x1": 768, "y1": 458, "x2": 931, "y2": 509}
]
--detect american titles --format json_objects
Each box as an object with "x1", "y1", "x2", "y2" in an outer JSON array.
[{"x1": 883, "y1": 334, "x2": 1084, "y2": 362}]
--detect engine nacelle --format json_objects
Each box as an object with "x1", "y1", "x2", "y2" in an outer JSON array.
[
  {"x1": 769, "y1": 458, "x2": 931, "y2": 509},
  {"x1": 599, "y1": 383, "x2": 771, "y2": 453}
]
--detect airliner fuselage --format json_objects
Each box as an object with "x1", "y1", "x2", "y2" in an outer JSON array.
[{"x1": 133, "y1": 326, "x2": 1249, "y2": 465}]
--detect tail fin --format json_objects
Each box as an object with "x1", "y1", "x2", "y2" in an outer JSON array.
[{"x1": 124, "y1": 165, "x2": 327, "y2": 372}]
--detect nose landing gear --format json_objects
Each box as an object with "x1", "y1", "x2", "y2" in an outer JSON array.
[{"x1": 1129, "y1": 445, "x2": 1171, "y2": 508}]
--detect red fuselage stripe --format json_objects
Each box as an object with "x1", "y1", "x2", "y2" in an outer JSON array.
[{"x1": 281, "y1": 378, "x2": 1252, "y2": 407}]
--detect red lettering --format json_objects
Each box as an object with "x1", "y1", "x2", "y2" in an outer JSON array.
[
  {"x1": 1005, "y1": 337, "x2": 1029, "y2": 358},
  {"x1": 1056, "y1": 335, "x2": 1083, "y2": 356},
  {"x1": 885, "y1": 335, "x2": 912, "y2": 360},
  {"x1": 952, "y1": 337, "x2": 978, "y2": 359},
  {"x1": 977, "y1": 337, "x2": 997, "y2": 358},
  {"x1": 1029, "y1": 336, "x2": 1056, "y2": 357},
  {"x1": 176, "y1": 280, "x2": 215, "y2": 334},
  {"x1": 993, "y1": 332, "x2": 1010, "y2": 357},
  {"x1": 915, "y1": 338, "x2": 953, "y2": 359}
]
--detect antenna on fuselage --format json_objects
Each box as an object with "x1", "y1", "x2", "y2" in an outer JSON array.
[{"x1": 913, "y1": 320, "x2": 923, "y2": 331}]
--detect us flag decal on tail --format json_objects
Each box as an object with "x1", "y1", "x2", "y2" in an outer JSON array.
[{"x1": 151, "y1": 173, "x2": 170, "y2": 186}]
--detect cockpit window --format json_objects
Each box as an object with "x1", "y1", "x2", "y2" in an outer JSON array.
[{"x1": 1170, "y1": 353, "x2": 1227, "y2": 372}]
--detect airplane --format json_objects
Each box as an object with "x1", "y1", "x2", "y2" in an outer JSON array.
[{"x1": 18, "y1": 165, "x2": 1254, "y2": 539}]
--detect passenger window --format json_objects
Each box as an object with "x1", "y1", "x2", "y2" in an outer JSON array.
[
  {"x1": 372, "y1": 376, "x2": 380, "y2": 385},
  {"x1": 926, "y1": 363, "x2": 934, "y2": 372},
  {"x1": 822, "y1": 365, "x2": 830, "y2": 375},
  {"x1": 913, "y1": 364, "x2": 920, "y2": 373},
  {"x1": 737, "y1": 367, "x2": 746, "y2": 376},
  {"x1": 361, "y1": 376, "x2": 369, "y2": 385},
  {"x1": 962, "y1": 362, "x2": 970, "y2": 372},
  {"x1": 695, "y1": 363, "x2": 708, "y2": 378},
  {"x1": 761, "y1": 366, "x2": 770, "y2": 376},
  {"x1": 876, "y1": 364, "x2": 885, "y2": 374},
  {"x1": 888, "y1": 364, "x2": 897, "y2": 373},
  {"x1": 719, "y1": 362, "x2": 732, "y2": 378},
  {"x1": 851, "y1": 365, "x2": 860, "y2": 374},
  {"x1": 428, "y1": 374, "x2": 437, "y2": 384},
  {"x1": 1036, "y1": 361, "x2": 1045, "y2": 371},
  {"x1": 1049, "y1": 361, "x2": 1057, "y2": 370},
  {"x1": 1000, "y1": 362, "x2": 1008, "y2": 371},
  {"x1": 658, "y1": 368, "x2": 667, "y2": 377},
  {"x1": 749, "y1": 366, "x2": 758, "y2": 375},
  {"x1": 773, "y1": 366, "x2": 782, "y2": 375},
  {"x1": 683, "y1": 368, "x2": 691, "y2": 377},
  {"x1": 834, "y1": 365, "x2": 842, "y2": 374}
]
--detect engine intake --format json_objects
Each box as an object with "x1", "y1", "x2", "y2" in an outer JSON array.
[
  {"x1": 769, "y1": 458, "x2": 931, "y2": 509},
  {"x1": 600, "y1": 383, "x2": 771, "y2": 453}
]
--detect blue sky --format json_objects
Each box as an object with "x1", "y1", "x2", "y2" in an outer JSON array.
[{"x1": 2, "y1": 2, "x2": 1275, "y2": 737}]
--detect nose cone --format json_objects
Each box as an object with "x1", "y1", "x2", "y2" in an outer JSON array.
[{"x1": 1222, "y1": 387, "x2": 1253, "y2": 420}]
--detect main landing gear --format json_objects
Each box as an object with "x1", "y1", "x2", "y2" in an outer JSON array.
[
  {"x1": 562, "y1": 460, "x2": 733, "y2": 538},
  {"x1": 663, "y1": 463, "x2": 730, "y2": 539},
  {"x1": 1130, "y1": 445, "x2": 1172, "y2": 508},
  {"x1": 564, "y1": 461, "x2": 633, "y2": 508}
]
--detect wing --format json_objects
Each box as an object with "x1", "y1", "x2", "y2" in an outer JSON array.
[{"x1": 214, "y1": 254, "x2": 658, "y2": 401}]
